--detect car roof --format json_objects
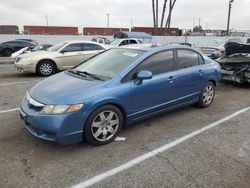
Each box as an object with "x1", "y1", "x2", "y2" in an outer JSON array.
[
  {"x1": 116, "y1": 43, "x2": 198, "y2": 53},
  {"x1": 61, "y1": 40, "x2": 108, "y2": 48}
]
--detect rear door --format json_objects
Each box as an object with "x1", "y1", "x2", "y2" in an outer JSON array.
[
  {"x1": 176, "y1": 49, "x2": 206, "y2": 103},
  {"x1": 129, "y1": 50, "x2": 178, "y2": 119},
  {"x1": 80, "y1": 43, "x2": 105, "y2": 61}
]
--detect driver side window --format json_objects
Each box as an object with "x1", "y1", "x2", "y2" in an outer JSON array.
[
  {"x1": 122, "y1": 50, "x2": 175, "y2": 83},
  {"x1": 137, "y1": 50, "x2": 175, "y2": 75}
]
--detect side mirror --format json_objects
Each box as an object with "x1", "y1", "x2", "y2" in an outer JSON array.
[
  {"x1": 135, "y1": 70, "x2": 153, "y2": 85},
  {"x1": 137, "y1": 70, "x2": 153, "y2": 80},
  {"x1": 60, "y1": 49, "x2": 67, "y2": 53}
]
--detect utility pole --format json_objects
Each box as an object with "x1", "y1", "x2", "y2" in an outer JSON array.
[
  {"x1": 45, "y1": 14, "x2": 48, "y2": 26},
  {"x1": 130, "y1": 17, "x2": 133, "y2": 32},
  {"x1": 106, "y1": 13, "x2": 110, "y2": 28},
  {"x1": 227, "y1": 0, "x2": 234, "y2": 36}
]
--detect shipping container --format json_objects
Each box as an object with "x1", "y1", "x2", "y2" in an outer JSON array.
[
  {"x1": 23, "y1": 26, "x2": 78, "y2": 35},
  {"x1": 0, "y1": 25, "x2": 19, "y2": 34},
  {"x1": 132, "y1": 27, "x2": 180, "y2": 36},
  {"x1": 83, "y1": 27, "x2": 129, "y2": 36}
]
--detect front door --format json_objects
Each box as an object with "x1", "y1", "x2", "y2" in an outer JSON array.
[
  {"x1": 56, "y1": 43, "x2": 85, "y2": 69},
  {"x1": 129, "y1": 50, "x2": 178, "y2": 119}
]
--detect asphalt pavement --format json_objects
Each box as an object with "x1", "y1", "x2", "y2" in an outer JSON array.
[{"x1": 0, "y1": 63, "x2": 249, "y2": 188}]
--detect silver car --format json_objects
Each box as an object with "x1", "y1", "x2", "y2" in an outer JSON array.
[{"x1": 15, "y1": 41, "x2": 107, "y2": 76}]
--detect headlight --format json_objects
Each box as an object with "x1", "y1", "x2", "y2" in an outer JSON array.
[
  {"x1": 21, "y1": 57, "x2": 33, "y2": 62},
  {"x1": 40, "y1": 104, "x2": 84, "y2": 114}
]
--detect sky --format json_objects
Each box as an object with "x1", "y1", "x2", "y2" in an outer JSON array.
[{"x1": 0, "y1": 0, "x2": 250, "y2": 31}]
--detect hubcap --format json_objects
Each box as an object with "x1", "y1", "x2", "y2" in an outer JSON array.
[
  {"x1": 40, "y1": 63, "x2": 53, "y2": 75},
  {"x1": 91, "y1": 110, "x2": 119, "y2": 142},
  {"x1": 202, "y1": 84, "x2": 214, "y2": 105}
]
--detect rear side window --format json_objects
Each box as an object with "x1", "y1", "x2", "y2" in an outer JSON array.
[
  {"x1": 83, "y1": 43, "x2": 104, "y2": 51},
  {"x1": 177, "y1": 50, "x2": 200, "y2": 69},
  {"x1": 137, "y1": 50, "x2": 175, "y2": 75}
]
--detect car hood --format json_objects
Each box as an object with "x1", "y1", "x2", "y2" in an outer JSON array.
[
  {"x1": 19, "y1": 50, "x2": 56, "y2": 58},
  {"x1": 29, "y1": 72, "x2": 108, "y2": 105}
]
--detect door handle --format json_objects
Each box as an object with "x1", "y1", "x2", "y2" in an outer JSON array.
[
  {"x1": 199, "y1": 69, "x2": 204, "y2": 75},
  {"x1": 168, "y1": 76, "x2": 175, "y2": 83}
]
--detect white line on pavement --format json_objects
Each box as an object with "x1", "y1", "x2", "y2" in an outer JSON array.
[
  {"x1": 0, "y1": 81, "x2": 30, "y2": 86},
  {"x1": 71, "y1": 106, "x2": 250, "y2": 188},
  {"x1": 0, "y1": 108, "x2": 19, "y2": 114}
]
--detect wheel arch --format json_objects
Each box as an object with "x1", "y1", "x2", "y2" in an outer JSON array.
[
  {"x1": 88, "y1": 100, "x2": 127, "y2": 126},
  {"x1": 207, "y1": 79, "x2": 217, "y2": 87},
  {"x1": 36, "y1": 59, "x2": 58, "y2": 73}
]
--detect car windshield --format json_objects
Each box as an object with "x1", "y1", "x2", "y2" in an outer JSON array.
[
  {"x1": 109, "y1": 39, "x2": 121, "y2": 46},
  {"x1": 47, "y1": 42, "x2": 66, "y2": 52},
  {"x1": 73, "y1": 48, "x2": 145, "y2": 80},
  {"x1": 32, "y1": 45, "x2": 43, "y2": 51}
]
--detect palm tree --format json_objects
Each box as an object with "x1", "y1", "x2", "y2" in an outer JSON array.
[
  {"x1": 152, "y1": 0, "x2": 156, "y2": 28},
  {"x1": 165, "y1": 0, "x2": 177, "y2": 28},
  {"x1": 156, "y1": 0, "x2": 159, "y2": 28},
  {"x1": 160, "y1": 0, "x2": 168, "y2": 28}
]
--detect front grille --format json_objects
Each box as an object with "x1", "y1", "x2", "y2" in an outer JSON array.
[
  {"x1": 16, "y1": 58, "x2": 21, "y2": 63},
  {"x1": 28, "y1": 103, "x2": 44, "y2": 111},
  {"x1": 26, "y1": 93, "x2": 45, "y2": 112}
]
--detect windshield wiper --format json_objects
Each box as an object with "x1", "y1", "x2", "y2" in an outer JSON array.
[
  {"x1": 68, "y1": 69, "x2": 104, "y2": 81},
  {"x1": 80, "y1": 71, "x2": 105, "y2": 81}
]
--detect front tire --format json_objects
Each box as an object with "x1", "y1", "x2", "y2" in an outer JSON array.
[
  {"x1": 3, "y1": 48, "x2": 12, "y2": 57},
  {"x1": 197, "y1": 81, "x2": 215, "y2": 108},
  {"x1": 84, "y1": 105, "x2": 123, "y2": 145},
  {"x1": 37, "y1": 60, "x2": 56, "y2": 76}
]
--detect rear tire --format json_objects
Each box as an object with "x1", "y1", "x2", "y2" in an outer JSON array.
[
  {"x1": 84, "y1": 105, "x2": 123, "y2": 145},
  {"x1": 3, "y1": 48, "x2": 12, "y2": 57},
  {"x1": 37, "y1": 60, "x2": 56, "y2": 76},
  {"x1": 197, "y1": 81, "x2": 215, "y2": 108}
]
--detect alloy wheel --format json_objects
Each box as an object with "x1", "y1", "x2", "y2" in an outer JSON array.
[
  {"x1": 91, "y1": 110, "x2": 119, "y2": 142},
  {"x1": 202, "y1": 84, "x2": 214, "y2": 105},
  {"x1": 40, "y1": 63, "x2": 53, "y2": 76}
]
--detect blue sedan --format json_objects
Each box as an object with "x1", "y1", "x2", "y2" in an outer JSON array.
[{"x1": 20, "y1": 45, "x2": 221, "y2": 145}]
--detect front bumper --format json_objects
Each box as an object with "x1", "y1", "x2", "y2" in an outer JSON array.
[
  {"x1": 14, "y1": 59, "x2": 37, "y2": 73},
  {"x1": 20, "y1": 97, "x2": 90, "y2": 145}
]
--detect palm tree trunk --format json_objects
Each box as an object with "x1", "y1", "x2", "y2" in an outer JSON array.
[
  {"x1": 160, "y1": 0, "x2": 168, "y2": 28},
  {"x1": 152, "y1": 0, "x2": 156, "y2": 28},
  {"x1": 165, "y1": 0, "x2": 177, "y2": 28},
  {"x1": 156, "y1": 0, "x2": 158, "y2": 28}
]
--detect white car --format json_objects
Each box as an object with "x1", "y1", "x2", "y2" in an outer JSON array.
[
  {"x1": 15, "y1": 41, "x2": 107, "y2": 76},
  {"x1": 109, "y1": 38, "x2": 144, "y2": 47},
  {"x1": 201, "y1": 38, "x2": 242, "y2": 59}
]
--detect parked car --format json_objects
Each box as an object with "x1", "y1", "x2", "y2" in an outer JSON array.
[
  {"x1": 15, "y1": 39, "x2": 38, "y2": 45},
  {"x1": 201, "y1": 38, "x2": 242, "y2": 59},
  {"x1": 15, "y1": 41, "x2": 107, "y2": 76},
  {"x1": 200, "y1": 44, "x2": 225, "y2": 59},
  {"x1": 91, "y1": 37, "x2": 111, "y2": 45},
  {"x1": 0, "y1": 40, "x2": 35, "y2": 57},
  {"x1": 109, "y1": 38, "x2": 144, "y2": 46},
  {"x1": 11, "y1": 44, "x2": 52, "y2": 59},
  {"x1": 19, "y1": 45, "x2": 221, "y2": 145}
]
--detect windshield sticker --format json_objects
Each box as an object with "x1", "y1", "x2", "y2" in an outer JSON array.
[{"x1": 123, "y1": 52, "x2": 138, "y2": 57}]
